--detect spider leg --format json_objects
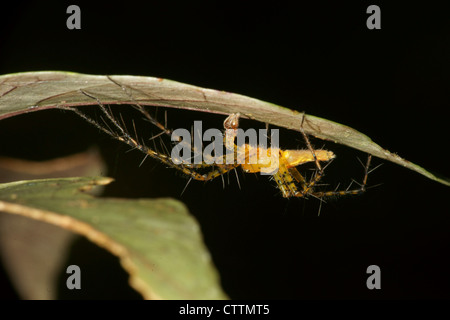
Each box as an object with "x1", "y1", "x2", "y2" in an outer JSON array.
[
  {"x1": 288, "y1": 167, "x2": 307, "y2": 187},
  {"x1": 67, "y1": 91, "x2": 239, "y2": 183},
  {"x1": 309, "y1": 154, "x2": 372, "y2": 199},
  {"x1": 294, "y1": 112, "x2": 333, "y2": 196},
  {"x1": 273, "y1": 161, "x2": 303, "y2": 198},
  {"x1": 109, "y1": 76, "x2": 220, "y2": 166},
  {"x1": 299, "y1": 112, "x2": 323, "y2": 174},
  {"x1": 107, "y1": 75, "x2": 171, "y2": 137}
]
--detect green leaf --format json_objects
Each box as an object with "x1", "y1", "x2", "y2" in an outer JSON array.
[
  {"x1": 1, "y1": 71, "x2": 448, "y2": 186},
  {"x1": 0, "y1": 176, "x2": 227, "y2": 300}
]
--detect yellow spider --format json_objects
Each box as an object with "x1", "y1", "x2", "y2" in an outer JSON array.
[{"x1": 65, "y1": 80, "x2": 372, "y2": 201}]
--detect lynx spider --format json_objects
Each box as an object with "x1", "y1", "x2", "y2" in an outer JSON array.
[{"x1": 63, "y1": 76, "x2": 374, "y2": 201}]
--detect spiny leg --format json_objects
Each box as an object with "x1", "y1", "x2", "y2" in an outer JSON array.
[
  {"x1": 61, "y1": 103, "x2": 118, "y2": 141},
  {"x1": 107, "y1": 75, "x2": 171, "y2": 137},
  {"x1": 77, "y1": 90, "x2": 150, "y2": 153},
  {"x1": 108, "y1": 76, "x2": 208, "y2": 165},
  {"x1": 107, "y1": 75, "x2": 210, "y2": 162},
  {"x1": 296, "y1": 113, "x2": 334, "y2": 196},
  {"x1": 310, "y1": 154, "x2": 373, "y2": 199},
  {"x1": 288, "y1": 167, "x2": 308, "y2": 189},
  {"x1": 78, "y1": 79, "x2": 246, "y2": 185},
  {"x1": 274, "y1": 163, "x2": 326, "y2": 199},
  {"x1": 65, "y1": 90, "x2": 241, "y2": 183},
  {"x1": 108, "y1": 75, "x2": 219, "y2": 166},
  {"x1": 299, "y1": 113, "x2": 323, "y2": 174},
  {"x1": 272, "y1": 158, "x2": 305, "y2": 198}
]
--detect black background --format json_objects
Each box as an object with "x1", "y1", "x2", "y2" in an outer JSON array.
[{"x1": 0, "y1": 1, "x2": 449, "y2": 299}]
